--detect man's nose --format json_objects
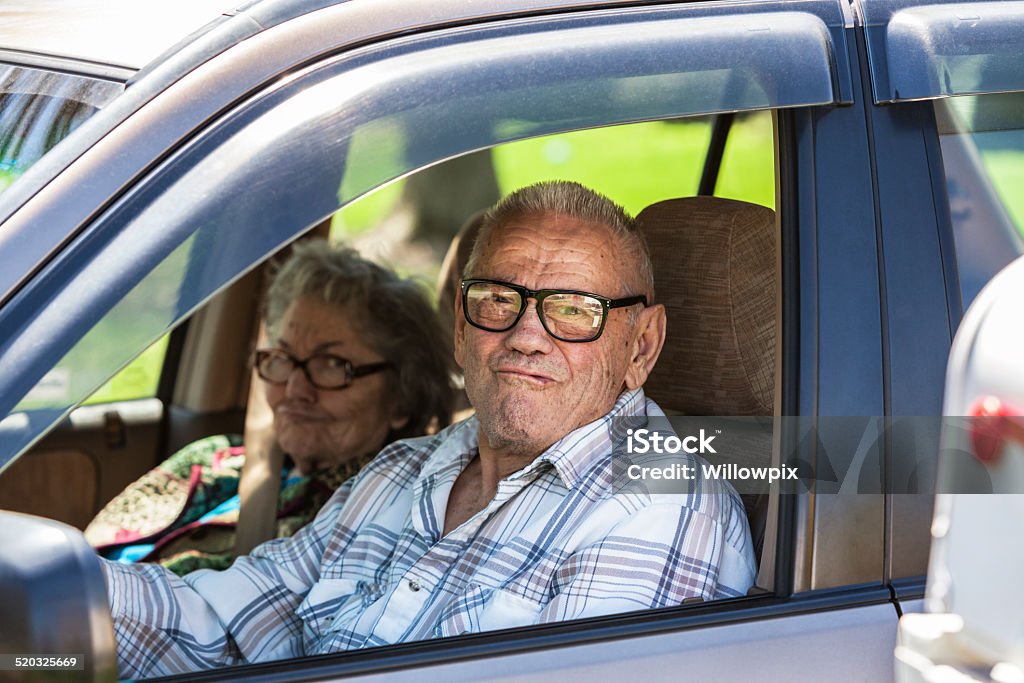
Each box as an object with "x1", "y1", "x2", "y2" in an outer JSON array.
[{"x1": 504, "y1": 300, "x2": 554, "y2": 354}]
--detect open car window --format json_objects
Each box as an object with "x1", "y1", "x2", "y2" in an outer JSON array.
[{"x1": 0, "y1": 2, "x2": 844, "y2": 453}]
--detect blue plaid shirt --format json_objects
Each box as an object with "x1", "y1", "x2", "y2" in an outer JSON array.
[{"x1": 104, "y1": 388, "x2": 756, "y2": 678}]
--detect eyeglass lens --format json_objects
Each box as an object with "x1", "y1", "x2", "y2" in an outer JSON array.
[
  {"x1": 465, "y1": 281, "x2": 605, "y2": 341},
  {"x1": 257, "y1": 351, "x2": 351, "y2": 387}
]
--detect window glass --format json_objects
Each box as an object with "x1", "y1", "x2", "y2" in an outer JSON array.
[
  {"x1": 936, "y1": 92, "x2": 1024, "y2": 307},
  {"x1": 330, "y1": 120, "x2": 408, "y2": 241},
  {"x1": 80, "y1": 335, "x2": 169, "y2": 406},
  {"x1": 18, "y1": 337, "x2": 169, "y2": 409},
  {"x1": 12, "y1": 240, "x2": 193, "y2": 414},
  {"x1": 0, "y1": 65, "x2": 121, "y2": 194}
]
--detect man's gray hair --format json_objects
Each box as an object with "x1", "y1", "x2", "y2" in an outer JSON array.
[
  {"x1": 265, "y1": 239, "x2": 455, "y2": 438},
  {"x1": 464, "y1": 181, "x2": 655, "y2": 301}
]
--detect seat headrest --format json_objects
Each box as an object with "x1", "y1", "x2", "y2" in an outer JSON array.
[
  {"x1": 638, "y1": 196, "x2": 776, "y2": 416},
  {"x1": 437, "y1": 210, "x2": 486, "y2": 355}
]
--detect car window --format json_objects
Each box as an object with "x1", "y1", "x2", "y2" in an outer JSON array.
[
  {"x1": 16, "y1": 109, "x2": 777, "y2": 418},
  {"x1": 24, "y1": 107, "x2": 777, "y2": 414},
  {"x1": 1, "y1": 4, "x2": 832, "y2": 457},
  {"x1": 935, "y1": 92, "x2": 1024, "y2": 307}
]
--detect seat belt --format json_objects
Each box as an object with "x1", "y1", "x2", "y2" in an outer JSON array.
[{"x1": 235, "y1": 220, "x2": 331, "y2": 556}]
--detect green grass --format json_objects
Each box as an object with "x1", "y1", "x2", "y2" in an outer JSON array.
[
  {"x1": 492, "y1": 119, "x2": 713, "y2": 215},
  {"x1": 716, "y1": 112, "x2": 776, "y2": 210}
]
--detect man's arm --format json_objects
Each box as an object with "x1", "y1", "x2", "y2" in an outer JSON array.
[
  {"x1": 536, "y1": 501, "x2": 756, "y2": 623},
  {"x1": 104, "y1": 479, "x2": 354, "y2": 679}
]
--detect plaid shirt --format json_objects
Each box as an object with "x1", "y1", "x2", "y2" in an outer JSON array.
[{"x1": 104, "y1": 389, "x2": 756, "y2": 678}]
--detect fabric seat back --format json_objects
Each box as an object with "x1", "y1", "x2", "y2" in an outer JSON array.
[{"x1": 637, "y1": 196, "x2": 778, "y2": 565}]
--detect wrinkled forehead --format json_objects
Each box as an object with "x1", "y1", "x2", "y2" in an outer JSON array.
[{"x1": 470, "y1": 213, "x2": 628, "y2": 292}]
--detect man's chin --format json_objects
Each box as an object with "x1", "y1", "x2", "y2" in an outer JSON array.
[{"x1": 480, "y1": 417, "x2": 556, "y2": 456}]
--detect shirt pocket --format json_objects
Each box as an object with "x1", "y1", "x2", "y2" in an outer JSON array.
[
  {"x1": 436, "y1": 583, "x2": 544, "y2": 638},
  {"x1": 297, "y1": 578, "x2": 370, "y2": 638}
]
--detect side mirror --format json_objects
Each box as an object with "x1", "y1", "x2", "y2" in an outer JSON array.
[{"x1": 0, "y1": 511, "x2": 116, "y2": 682}]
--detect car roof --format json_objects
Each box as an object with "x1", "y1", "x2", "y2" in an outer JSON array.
[
  {"x1": 0, "y1": 0, "x2": 689, "y2": 80},
  {"x1": 0, "y1": 0, "x2": 244, "y2": 72}
]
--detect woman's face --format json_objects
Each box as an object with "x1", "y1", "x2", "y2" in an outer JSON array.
[{"x1": 264, "y1": 296, "x2": 406, "y2": 474}]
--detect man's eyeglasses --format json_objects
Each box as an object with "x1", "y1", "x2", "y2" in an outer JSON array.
[
  {"x1": 253, "y1": 349, "x2": 392, "y2": 390},
  {"x1": 460, "y1": 278, "x2": 647, "y2": 343}
]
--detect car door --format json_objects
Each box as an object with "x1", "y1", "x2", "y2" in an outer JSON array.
[
  {"x1": 0, "y1": 0, "x2": 914, "y2": 680},
  {"x1": 854, "y1": 0, "x2": 1024, "y2": 615}
]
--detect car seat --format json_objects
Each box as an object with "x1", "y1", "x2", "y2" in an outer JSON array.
[{"x1": 637, "y1": 196, "x2": 778, "y2": 573}]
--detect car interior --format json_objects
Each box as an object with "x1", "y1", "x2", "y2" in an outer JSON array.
[{"x1": 0, "y1": 109, "x2": 781, "y2": 611}]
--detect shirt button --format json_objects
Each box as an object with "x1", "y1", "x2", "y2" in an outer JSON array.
[{"x1": 408, "y1": 579, "x2": 421, "y2": 592}]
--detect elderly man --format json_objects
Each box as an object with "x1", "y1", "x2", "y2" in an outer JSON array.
[{"x1": 104, "y1": 181, "x2": 755, "y2": 678}]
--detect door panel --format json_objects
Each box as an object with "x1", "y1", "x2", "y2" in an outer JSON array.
[
  {"x1": 0, "y1": 400, "x2": 162, "y2": 528},
  {"x1": 343, "y1": 605, "x2": 900, "y2": 683}
]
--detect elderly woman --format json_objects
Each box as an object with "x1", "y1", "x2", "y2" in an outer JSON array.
[{"x1": 85, "y1": 240, "x2": 455, "y2": 575}]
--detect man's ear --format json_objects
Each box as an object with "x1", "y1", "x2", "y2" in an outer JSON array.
[
  {"x1": 624, "y1": 303, "x2": 666, "y2": 390},
  {"x1": 453, "y1": 293, "x2": 467, "y2": 369}
]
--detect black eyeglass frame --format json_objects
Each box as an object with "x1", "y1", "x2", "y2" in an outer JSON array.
[
  {"x1": 460, "y1": 278, "x2": 648, "y2": 343},
  {"x1": 253, "y1": 348, "x2": 392, "y2": 390}
]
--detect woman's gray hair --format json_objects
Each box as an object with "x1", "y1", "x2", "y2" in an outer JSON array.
[
  {"x1": 266, "y1": 240, "x2": 456, "y2": 439},
  {"x1": 464, "y1": 180, "x2": 655, "y2": 301}
]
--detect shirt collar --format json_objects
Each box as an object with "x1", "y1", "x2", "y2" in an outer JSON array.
[
  {"x1": 417, "y1": 416, "x2": 480, "y2": 481},
  {"x1": 418, "y1": 388, "x2": 652, "y2": 490},
  {"x1": 528, "y1": 387, "x2": 650, "y2": 489}
]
